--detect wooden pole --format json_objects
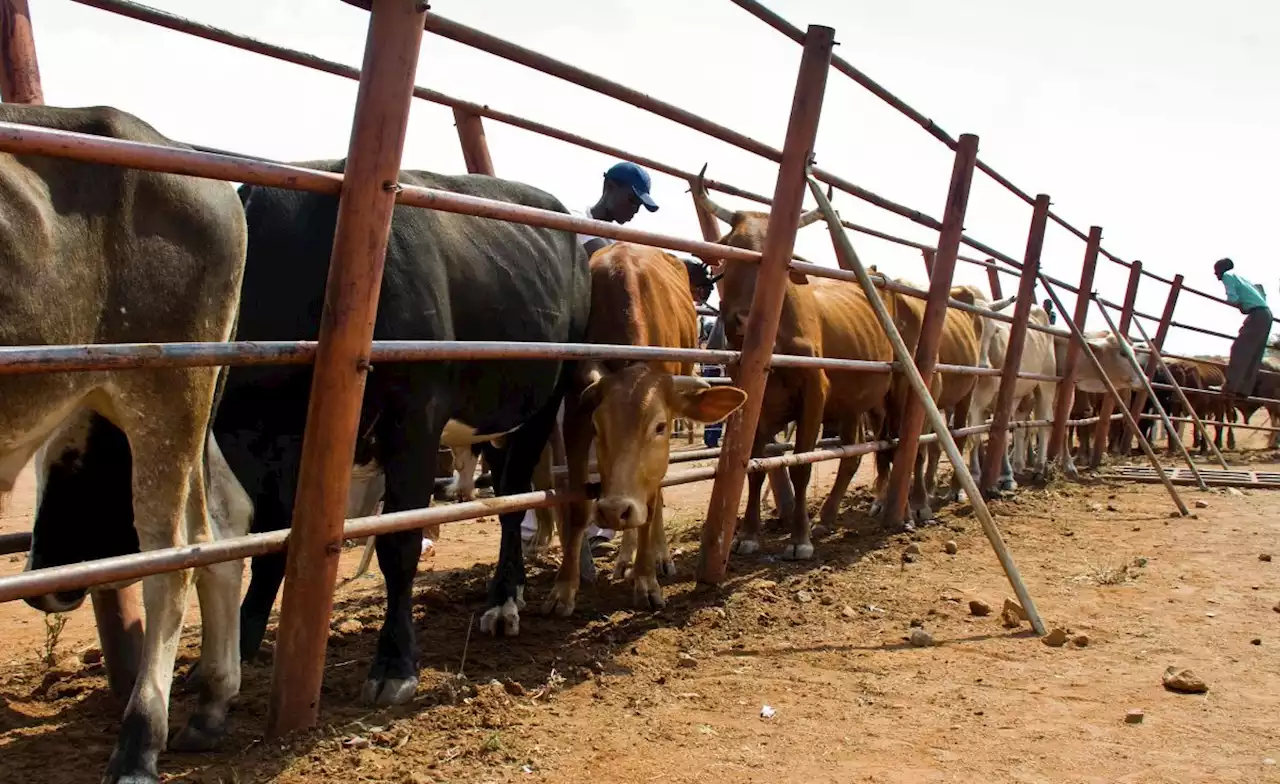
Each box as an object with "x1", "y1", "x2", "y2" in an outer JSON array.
[
  {"x1": 1092, "y1": 296, "x2": 1208, "y2": 491},
  {"x1": 807, "y1": 175, "x2": 1046, "y2": 636},
  {"x1": 266, "y1": 0, "x2": 427, "y2": 737},
  {"x1": 1091, "y1": 260, "x2": 1141, "y2": 464},
  {"x1": 0, "y1": 0, "x2": 42, "y2": 104},
  {"x1": 986, "y1": 264, "x2": 1003, "y2": 299},
  {"x1": 1125, "y1": 274, "x2": 1181, "y2": 451},
  {"x1": 1046, "y1": 226, "x2": 1101, "y2": 467},
  {"x1": 453, "y1": 108, "x2": 495, "y2": 175},
  {"x1": 690, "y1": 189, "x2": 796, "y2": 522},
  {"x1": 696, "y1": 24, "x2": 834, "y2": 585},
  {"x1": 1130, "y1": 314, "x2": 1230, "y2": 470},
  {"x1": 980, "y1": 195, "x2": 1050, "y2": 493},
  {"x1": 882, "y1": 134, "x2": 979, "y2": 522},
  {"x1": 1038, "y1": 275, "x2": 1189, "y2": 516}
]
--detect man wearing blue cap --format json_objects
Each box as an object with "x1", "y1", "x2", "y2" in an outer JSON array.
[
  {"x1": 1215, "y1": 257, "x2": 1272, "y2": 400},
  {"x1": 573, "y1": 161, "x2": 660, "y2": 258},
  {"x1": 520, "y1": 162, "x2": 660, "y2": 555}
]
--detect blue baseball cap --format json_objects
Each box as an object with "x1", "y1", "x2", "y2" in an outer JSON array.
[{"x1": 604, "y1": 161, "x2": 658, "y2": 212}]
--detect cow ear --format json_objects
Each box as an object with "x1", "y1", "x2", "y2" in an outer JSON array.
[
  {"x1": 677, "y1": 385, "x2": 748, "y2": 424},
  {"x1": 578, "y1": 376, "x2": 606, "y2": 413},
  {"x1": 788, "y1": 268, "x2": 810, "y2": 285}
]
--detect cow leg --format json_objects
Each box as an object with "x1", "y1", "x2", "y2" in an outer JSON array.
[
  {"x1": 544, "y1": 390, "x2": 596, "y2": 617},
  {"x1": 613, "y1": 527, "x2": 638, "y2": 581},
  {"x1": 782, "y1": 373, "x2": 827, "y2": 560},
  {"x1": 731, "y1": 432, "x2": 771, "y2": 556},
  {"x1": 481, "y1": 397, "x2": 560, "y2": 637},
  {"x1": 907, "y1": 428, "x2": 935, "y2": 525},
  {"x1": 632, "y1": 494, "x2": 665, "y2": 609},
  {"x1": 447, "y1": 445, "x2": 479, "y2": 502},
  {"x1": 766, "y1": 467, "x2": 796, "y2": 524},
  {"x1": 527, "y1": 444, "x2": 557, "y2": 558},
  {"x1": 818, "y1": 418, "x2": 861, "y2": 528},
  {"x1": 653, "y1": 493, "x2": 676, "y2": 577},
  {"x1": 105, "y1": 424, "x2": 206, "y2": 783}
]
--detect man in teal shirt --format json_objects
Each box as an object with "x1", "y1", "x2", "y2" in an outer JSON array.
[{"x1": 1215, "y1": 257, "x2": 1272, "y2": 399}]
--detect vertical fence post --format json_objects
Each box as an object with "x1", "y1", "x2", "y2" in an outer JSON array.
[
  {"x1": 2, "y1": 0, "x2": 145, "y2": 702},
  {"x1": 882, "y1": 134, "x2": 979, "y2": 522},
  {"x1": 266, "y1": 0, "x2": 427, "y2": 737},
  {"x1": 697, "y1": 24, "x2": 834, "y2": 585},
  {"x1": 1090, "y1": 260, "x2": 1141, "y2": 465},
  {"x1": 979, "y1": 195, "x2": 1050, "y2": 492},
  {"x1": 986, "y1": 264, "x2": 1003, "y2": 299},
  {"x1": 1046, "y1": 226, "x2": 1102, "y2": 466},
  {"x1": 1126, "y1": 273, "x2": 1182, "y2": 451},
  {"x1": 691, "y1": 190, "x2": 797, "y2": 522},
  {"x1": 0, "y1": 0, "x2": 42, "y2": 104},
  {"x1": 453, "y1": 108, "x2": 495, "y2": 176}
]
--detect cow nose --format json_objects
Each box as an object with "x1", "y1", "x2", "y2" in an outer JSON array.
[{"x1": 597, "y1": 497, "x2": 644, "y2": 530}]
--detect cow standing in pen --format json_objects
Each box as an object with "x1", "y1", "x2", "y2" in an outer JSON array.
[
  {"x1": 544, "y1": 242, "x2": 746, "y2": 617},
  {"x1": 4, "y1": 105, "x2": 251, "y2": 784},
  {"x1": 212, "y1": 160, "x2": 591, "y2": 707},
  {"x1": 693, "y1": 167, "x2": 893, "y2": 559}
]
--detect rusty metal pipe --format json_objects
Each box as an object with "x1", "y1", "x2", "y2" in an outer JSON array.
[
  {"x1": 981, "y1": 195, "x2": 1049, "y2": 492},
  {"x1": 1046, "y1": 226, "x2": 1101, "y2": 465},
  {"x1": 265, "y1": 0, "x2": 426, "y2": 737},
  {"x1": 0, "y1": 0, "x2": 42, "y2": 104},
  {"x1": 883, "y1": 134, "x2": 979, "y2": 522},
  {"x1": 1091, "y1": 261, "x2": 1142, "y2": 464},
  {"x1": 697, "y1": 25, "x2": 834, "y2": 585},
  {"x1": 1125, "y1": 274, "x2": 1182, "y2": 450}
]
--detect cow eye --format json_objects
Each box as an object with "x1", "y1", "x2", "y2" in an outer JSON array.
[{"x1": 654, "y1": 421, "x2": 666, "y2": 436}]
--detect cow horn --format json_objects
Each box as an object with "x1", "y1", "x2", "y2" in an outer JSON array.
[
  {"x1": 692, "y1": 164, "x2": 736, "y2": 225},
  {"x1": 673, "y1": 375, "x2": 712, "y2": 392}
]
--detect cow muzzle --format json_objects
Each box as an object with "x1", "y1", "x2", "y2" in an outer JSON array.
[
  {"x1": 24, "y1": 588, "x2": 88, "y2": 614},
  {"x1": 595, "y1": 496, "x2": 647, "y2": 530}
]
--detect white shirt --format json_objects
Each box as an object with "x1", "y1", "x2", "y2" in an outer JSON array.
[{"x1": 571, "y1": 205, "x2": 614, "y2": 252}]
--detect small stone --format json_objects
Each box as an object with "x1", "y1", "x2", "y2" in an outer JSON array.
[
  {"x1": 908, "y1": 629, "x2": 933, "y2": 648},
  {"x1": 904, "y1": 543, "x2": 921, "y2": 556},
  {"x1": 1227, "y1": 487, "x2": 1245, "y2": 497},
  {"x1": 944, "y1": 540, "x2": 959, "y2": 555},
  {"x1": 1002, "y1": 598, "x2": 1028, "y2": 621},
  {"x1": 909, "y1": 618, "x2": 924, "y2": 628},
  {"x1": 1042, "y1": 628, "x2": 1069, "y2": 647},
  {"x1": 343, "y1": 736, "x2": 371, "y2": 749},
  {"x1": 795, "y1": 590, "x2": 813, "y2": 604},
  {"x1": 1000, "y1": 608, "x2": 1022, "y2": 629},
  {"x1": 902, "y1": 552, "x2": 918, "y2": 564},
  {"x1": 811, "y1": 524, "x2": 831, "y2": 538},
  {"x1": 1169, "y1": 511, "x2": 1183, "y2": 519},
  {"x1": 1194, "y1": 499, "x2": 1210, "y2": 509},
  {"x1": 1133, "y1": 526, "x2": 1142, "y2": 532},
  {"x1": 842, "y1": 605, "x2": 857, "y2": 619},
  {"x1": 1261, "y1": 554, "x2": 1273, "y2": 562},
  {"x1": 504, "y1": 679, "x2": 526, "y2": 696},
  {"x1": 677, "y1": 652, "x2": 698, "y2": 669},
  {"x1": 1124, "y1": 709, "x2": 1145, "y2": 724},
  {"x1": 1274, "y1": 602, "x2": 1280, "y2": 614},
  {"x1": 1088, "y1": 503, "x2": 1103, "y2": 513},
  {"x1": 1161, "y1": 667, "x2": 1208, "y2": 694},
  {"x1": 336, "y1": 619, "x2": 363, "y2": 635},
  {"x1": 1251, "y1": 638, "x2": 1262, "y2": 646},
  {"x1": 79, "y1": 648, "x2": 103, "y2": 666},
  {"x1": 819, "y1": 594, "x2": 834, "y2": 606},
  {"x1": 1106, "y1": 504, "x2": 1119, "y2": 512},
  {"x1": 1062, "y1": 530, "x2": 1075, "y2": 537},
  {"x1": 1072, "y1": 635, "x2": 1090, "y2": 647},
  {"x1": 969, "y1": 599, "x2": 992, "y2": 617},
  {"x1": 1264, "y1": 758, "x2": 1276, "y2": 766}
]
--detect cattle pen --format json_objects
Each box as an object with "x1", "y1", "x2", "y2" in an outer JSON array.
[{"x1": 0, "y1": 0, "x2": 1278, "y2": 780}]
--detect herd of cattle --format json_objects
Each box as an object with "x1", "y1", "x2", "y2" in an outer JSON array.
[{"x1": 0, "y1": 105, "x2": 1271, "y2": 782}]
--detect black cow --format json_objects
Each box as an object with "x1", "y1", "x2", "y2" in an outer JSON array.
[{"x1": 213, "y1": 159, "x2": 590, "y2": 706}]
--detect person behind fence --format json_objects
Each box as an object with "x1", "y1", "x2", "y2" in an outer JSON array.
[
  {"x1": 1214, "y1": 257, "x2": 1272, "y2": 399},
  {"x1": 519, "y1": 161, "x2": 661, "y2": 554},
  {"x1": 1042, "y1": 297, "x2": 1057, "y2": 325}
]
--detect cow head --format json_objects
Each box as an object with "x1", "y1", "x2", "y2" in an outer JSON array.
[
  {"x1": 580, "y1": 363, "x2": 746, "y2": 530},
  {"x1": 1073, "y1": 333, "x2": 1145, "y2": 394},
  {"x1": 691, "y1": 165, "x2": 821, "y2": 310}
]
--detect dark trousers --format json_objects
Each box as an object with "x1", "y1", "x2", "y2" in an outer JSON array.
[
  {"x1": 702, "y1": 364, "x2": 724, "y2": 447},
  {"x1": 1226, "y1": 307, "x2": 1272, "y2": 397}
]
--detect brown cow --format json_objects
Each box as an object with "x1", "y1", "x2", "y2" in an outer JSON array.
[
  {"x1": 544, "y1": 243, "x2": 746, "y2": 616},
  {"x1": 693, "y1": 168, "x2": 894, "y2": 559},
  {"x1": 870, "y1": 277, "x2": 982, "y2": 523}
]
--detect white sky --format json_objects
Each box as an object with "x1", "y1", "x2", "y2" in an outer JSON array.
[{"x1": 25, "y1": 0, "x2": 1280, "y2": 358}]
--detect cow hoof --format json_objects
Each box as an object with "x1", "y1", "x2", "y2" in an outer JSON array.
[
  {"x1": 103, "y1": 754, "x2": 159, "y2": 784},
  {"x1": 610, "y1": 561, "x2": 634, "y2": 582},
  {"x1": 997, "y1": 478, "x2": 1017, "y2": 492},
  {"x1": 359, "y1": 676, "x2": 418, "y2": 706},
  {"x1": 911, "y1": 507, "x2": 936, "y2": 524},
  {"x1": 869, "y1": 501, "x2": 884, "y2": 518},
  {"x1": 780, "y1": 542, "x2": 815, "y2": 561},
  {"x1": 109, "y1": 774, "x2": 160, "y2": 784},
  {"x1": 480, "y1": 599, "x2": 521, "y2": 637},
  {"x1": 514, "y1": 584, "x2": 527, "y2": 611},
  {"x1": 632, "y1": 577, "x2": 665, "y2": 610},
  {"x1": 541, "y1": 583, "x2": 577, "y2": 618},
  {"x1": 656, "y1": 558, "x2": 677, "y2": 578},
  {"x1": 731, "y1": 538, "x2": 760, "y2": 555},
  {"x1": 168, "y1": 716, "x2": 226, "y2": 753}
]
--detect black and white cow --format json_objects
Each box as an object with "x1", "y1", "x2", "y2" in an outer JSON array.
[
  {"x1": 5, "y1": 104, "x2": 251, "y2": 783},
  {"x1": 214, "y1": 159, "x2": 590, "y2": 706}
]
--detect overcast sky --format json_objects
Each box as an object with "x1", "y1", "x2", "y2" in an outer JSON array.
[{"x1": 25, "y1": 0, "x2": 1280, "y2": 357}]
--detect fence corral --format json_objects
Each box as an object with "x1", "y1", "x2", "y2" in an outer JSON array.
[{"x1": 0, "y1": 0, "x2": 1275, "y2": 779}]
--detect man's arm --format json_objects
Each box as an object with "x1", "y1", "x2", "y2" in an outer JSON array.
[{"x1": 583, "y1": 238, "x2": 609, "y2": 258}]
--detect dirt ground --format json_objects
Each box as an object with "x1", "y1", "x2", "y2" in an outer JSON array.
[{"x1": 2, "y1": 420, "x2": 1279, "y2": 783}]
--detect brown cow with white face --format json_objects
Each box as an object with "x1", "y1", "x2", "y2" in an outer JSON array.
[{"x1": 544, "y1": 242, "x2": 745, "y2": 616}]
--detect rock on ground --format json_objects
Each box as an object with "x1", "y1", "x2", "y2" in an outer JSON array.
[
  {"x1": 969, "y1": 599, "x2": 992, "y2": 617},
  {"x1": 1162, "y1": 667, "x2": 1208, "y2": 694}
]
